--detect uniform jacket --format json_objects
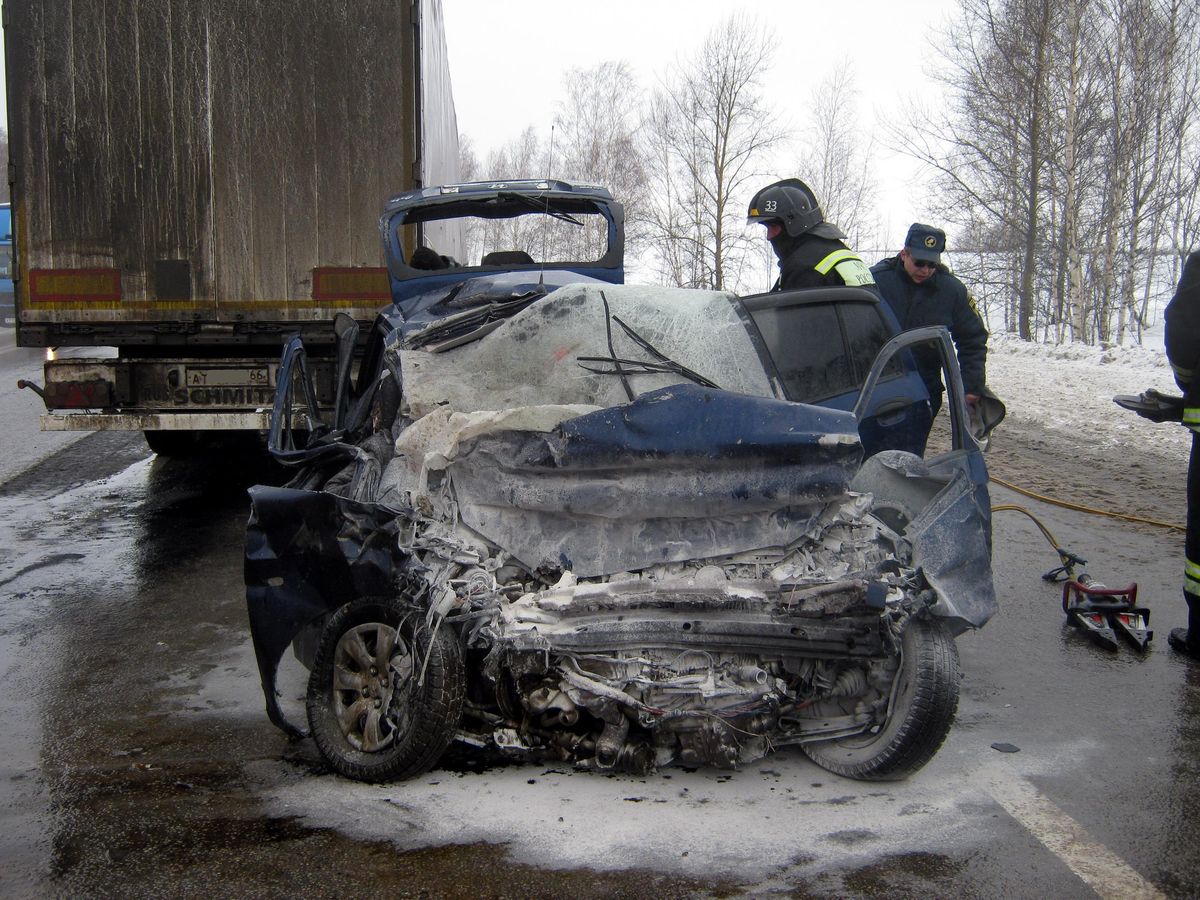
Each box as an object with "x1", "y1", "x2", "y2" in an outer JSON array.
[
  {"x1": 1166, "y1": 250, "x2": 1200, "y2": 432},
  {"x1": 871, "y1": 255, "x2": 988, "y2": 397},
  {"x1": 772, "y1": 234, "x2": 876, "y2": 291}
]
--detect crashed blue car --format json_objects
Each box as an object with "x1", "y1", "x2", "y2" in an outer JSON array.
[{"x1": 245, "y1": 180, "x2": 995, "y2": 784}]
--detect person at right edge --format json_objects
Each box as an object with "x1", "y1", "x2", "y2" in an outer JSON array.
[
  {"x1": 871, "y1": 224, "x2": 989, "y2": 444},
  {"x1": 1164, "y1": 249, "x2": 1200, "y2": 661}
]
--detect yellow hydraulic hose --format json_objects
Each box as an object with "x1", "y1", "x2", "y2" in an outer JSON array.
[
  {"x1": 992, "y1": 503, "x2": 1064, "y2": 547},
  {"x1": 990, "y1": 475, "x2": 1184, "y2": 533}
]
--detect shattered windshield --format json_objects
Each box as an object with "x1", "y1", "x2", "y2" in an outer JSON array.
[{"x1": 393, "y1": 284, "x2": 773, "y2": 418}]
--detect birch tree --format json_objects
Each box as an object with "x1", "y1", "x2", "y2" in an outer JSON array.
[
  {"x1": 794, "y1": 62, "x2": 880, "y2": 250},
  {"x1": 890, "y1": 0, "x2": 1200, "y2": 345},
  {"x1": 887, "y1": 0, "x2": 1056, "y2": 339},
  {"x1": 644, "y1": 14, "x2": 784, "y2": 292},
  {"x1": 553, "y1": 61, "x2": 649, "y2": 271},
  {"x1": 467, "y1": 127, "x2": 546, "y2": 264},
  {"x1": 1047, "y1": 0, "x2": 1104, "y2": 342}
]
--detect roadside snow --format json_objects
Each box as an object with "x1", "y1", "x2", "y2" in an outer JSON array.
[
  {"x1": 249, "y1": 741, "x2": 1089, "y2": 885},
  {"x1": 985, "y1": 331, "x2": 1189, "y2": 463}
]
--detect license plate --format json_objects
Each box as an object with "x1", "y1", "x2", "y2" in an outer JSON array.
[{"x1": 185, "y1": 366, "x2": 271, "y2": 387}]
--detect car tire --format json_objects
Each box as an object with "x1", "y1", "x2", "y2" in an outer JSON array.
[
  {"x1": 802, "y1": 617, "x2": 960, "y2": 781},
  {"x1": 306, "y1": 596, "x2": 465, "y2": 782}
]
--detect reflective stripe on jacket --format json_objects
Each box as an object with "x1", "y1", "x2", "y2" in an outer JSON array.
[
  {"x1": 772, "y1": 233, "x2": 878, "y2": 291},
  {"x1": 815, "y1": 249, "x2": 875, "y2": 287}
]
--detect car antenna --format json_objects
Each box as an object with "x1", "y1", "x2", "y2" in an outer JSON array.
[{"x1": 538, "y1": 125, "x2": 555, "y2": 290}]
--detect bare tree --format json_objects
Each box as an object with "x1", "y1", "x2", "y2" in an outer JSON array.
[
  {"x1": 553, "y1": 61, "x2": 648, "y2": 269},
  {"x1": 1126, "y1": 0, "x2": 1199, "y2": 342},
  {"x1": 889, "y1": 0, "x2": 1200, "y2": 346},
  {"x1": 886, "y1": 0, "x2": 1055, "y2": 339},
  {"x1": 458, "y1": 134, "x2": 479, "y2": 184},
  {"x1": 1048, "y1": 0, "x2": 1104, "y2": 343},
  {"x1": 445, "y1": 64, "x2": 649, "y2": 272},
  {"x1": 794, "y1": 61, "x2": 880, "y2": 248},
  {"x1": 463, "y1": 126, "x2": 546, "y2": 265},
  {"x1": 1164, "y1": 18, "x2": 1200, "y2": 277},
  {"x1": 644, "y1": 14, "x2": 785, "y2": 293}
]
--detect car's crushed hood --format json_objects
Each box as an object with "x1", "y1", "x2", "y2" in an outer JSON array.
[{"x1": 379, "y1": 383, "x2": 861, "y2": 577}]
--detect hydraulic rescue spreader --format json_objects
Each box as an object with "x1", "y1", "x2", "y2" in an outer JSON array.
[
  {"x1": 995, "y1": 505, "x2": 1152, "y2": 653},
  {"x1": 1050, "y1": 556, "x2": 1151, "y2": 652}
]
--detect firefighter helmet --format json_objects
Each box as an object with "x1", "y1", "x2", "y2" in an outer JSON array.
[{"x1": 746, "y1": 179, "x2": 825, "y2": 237}]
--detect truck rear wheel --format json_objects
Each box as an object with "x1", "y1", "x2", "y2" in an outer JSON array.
[{"x1": 144, "y1": 430, "x2": 203, "y2": 457}]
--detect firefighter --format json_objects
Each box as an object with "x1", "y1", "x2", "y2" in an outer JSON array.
[
  {"x1": 747, "y1": 179, "x2": 876, "y2": 291},
  {"x1": 871, "y1": 224, "x2": 988, "y2": 430},
  {"x1": 1165, "y1": 249, "x2": 1200, "y2": 660}
]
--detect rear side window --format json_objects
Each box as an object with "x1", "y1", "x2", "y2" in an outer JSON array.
[
  {"x1": 841, "y1": 302, "x2": 903, "y2": 382},
  {"x1": 747, "y1": 301, "x2": 901, "y2": 403},
  {"x1": 749, "y1": 303, "x2": 852, "y2": 401}
]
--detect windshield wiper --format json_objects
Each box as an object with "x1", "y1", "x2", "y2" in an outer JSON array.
[
  {"x1": 405, "y1": 287, "x2": 546, "y2": 352},
  {"x1": 576, "y1": 302, "x2": 722, "y2": 391},
  {"x1": 496, "y1": 191, "x2": 585, "y2": 227}
]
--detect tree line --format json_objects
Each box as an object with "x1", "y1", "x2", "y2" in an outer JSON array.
[
  {"x1": 461, "y1": 3, "x2": 1198, "y2": 346},
  {"x1": 896, "y1": 0, "x2": 1199, "y2": 345}
]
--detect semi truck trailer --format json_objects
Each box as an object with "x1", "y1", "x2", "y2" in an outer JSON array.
[{"x1": 6, "y1": 0, "x2": 459, "y2": 454}]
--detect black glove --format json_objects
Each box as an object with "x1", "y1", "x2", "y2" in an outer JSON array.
[{"x1": 1113, "y1": 389, "x2": 1185, "y2": 423}]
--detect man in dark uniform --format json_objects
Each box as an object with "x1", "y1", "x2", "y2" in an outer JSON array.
[
  {"x1": 747, "y1": 179, "x2": 876, "y2": 291},
  {"x1": 1165, "y1": 250, "x2": 1200, "y2": 660},
  {"x1": 871, "y1": 224, "x2": 988, "y2": 430}
]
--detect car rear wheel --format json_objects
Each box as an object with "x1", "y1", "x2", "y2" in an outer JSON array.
[
  {"x1": 306, "y1": 596, "x2": 465, "y2": 782},
  {"x1": 802, "y1": 617, "x2": 960, "y2": 781}
]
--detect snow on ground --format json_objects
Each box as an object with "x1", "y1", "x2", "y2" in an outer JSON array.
[
  {"x1": 248, "y1": 738, "x2": 1092, "y2": 886},
  {"x1": 985, "y1": 331, "x2": 1190, "y2": 463}
]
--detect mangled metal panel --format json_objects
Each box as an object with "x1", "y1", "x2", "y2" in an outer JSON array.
[
  {"x1": 245, "y1": 485, "x2": 408, "y2": 736},
  {"x1": 850, "y1": 451, "x2": 997, "y2": 632},
  {"x1": 381, "y1": 384, "x2": 862, "y2": 576}
]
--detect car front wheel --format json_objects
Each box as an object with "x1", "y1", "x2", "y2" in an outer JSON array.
[
  {"x1": 306, "y1": 596, "x2": 464, "y2": 782},
  {"x1": 802, "y1": 616, "x2": 960, "y2": 781}
]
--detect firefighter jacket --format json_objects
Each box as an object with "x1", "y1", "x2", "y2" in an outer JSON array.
[
  {"x1": 1166, "y1": 250, "x2": 1200, "y2": 432},
  {"x1": 871, "y1": 255, "x2": 988, "y2": 398},
  {"x1": 771, "y1": 233, "x2": 876, "y2": 291}
]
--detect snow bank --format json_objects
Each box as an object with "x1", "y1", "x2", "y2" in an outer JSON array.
[{"x1": 985, "y1": 331, "x2": 1190, "y2": 461}]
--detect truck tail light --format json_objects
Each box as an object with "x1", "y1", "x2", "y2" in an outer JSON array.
[
  {"x1": 45, "y1": 380, "x2": 114, "y2": 408},
  {"x1": 29, "y1": 268, "x2": 122, "y2": 303}
]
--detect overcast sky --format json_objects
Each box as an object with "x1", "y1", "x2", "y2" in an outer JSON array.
[
  {"x1": 441, "y1": 0, "x2": 961, "y2": 252},
  {"x1": 0, "y1": 2, "x2": 959, "y2": 253}
]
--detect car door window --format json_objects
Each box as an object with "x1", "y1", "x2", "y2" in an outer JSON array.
[{"x1": 749, "y1": 303, "x2": 853, "y2": 402}]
